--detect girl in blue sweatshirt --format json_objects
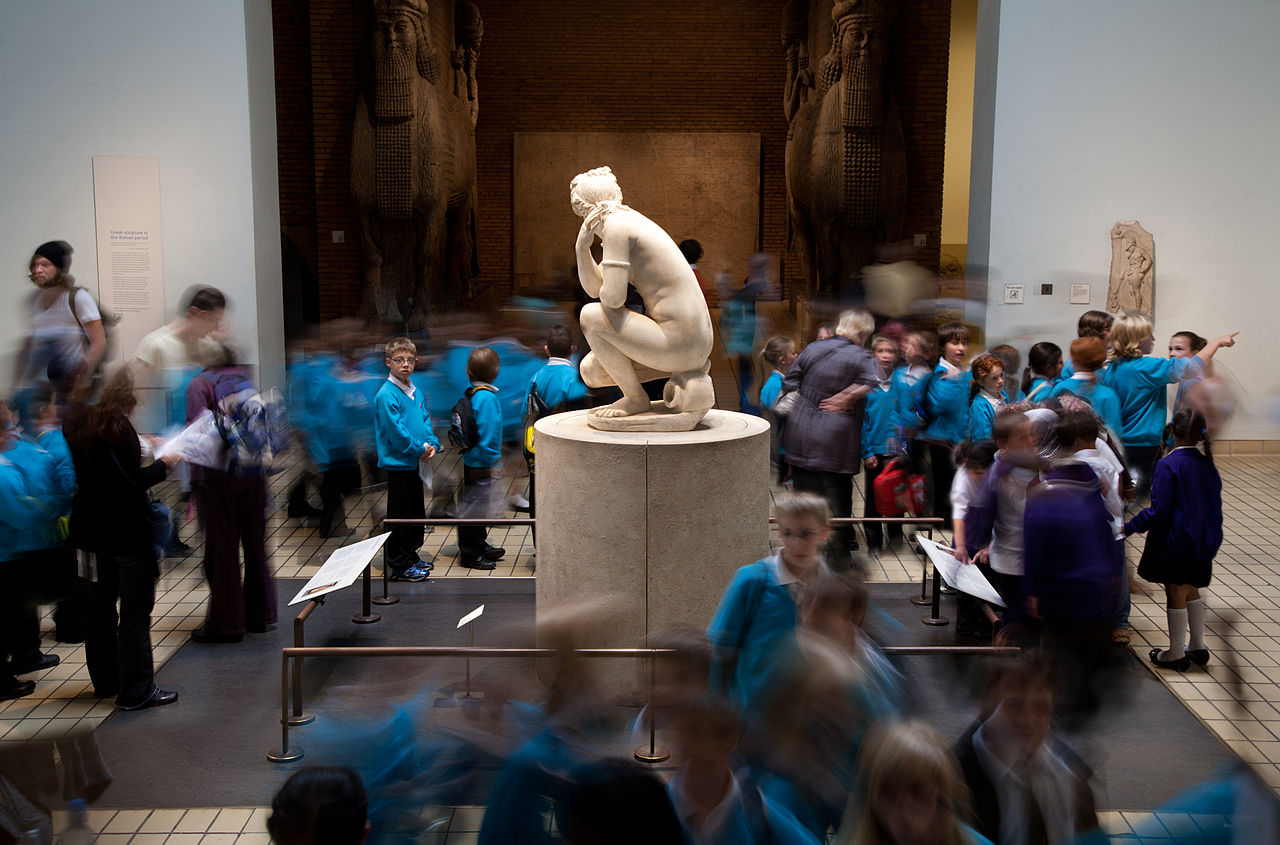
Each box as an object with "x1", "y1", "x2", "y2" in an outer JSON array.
[
  {"x1": 1125, "y1": 408, "x2": 1223, "y2": 672},
  {"x1": 862, "y1": 335, "x2": 901, "y2": 552},
  {"x1": 1100, "y1": 314, "x2": 1236, "y2": 498},
  {"x1": 1020, "y1": 341, "x2": 1062, "y2": 404},
  {"x1": 967, "y1": 353, "x2": 1005, "y2": 442}
]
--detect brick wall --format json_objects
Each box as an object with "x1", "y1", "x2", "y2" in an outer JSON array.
[{"x1": 273, "y1": 0, "x2": 950, "y2": 323}]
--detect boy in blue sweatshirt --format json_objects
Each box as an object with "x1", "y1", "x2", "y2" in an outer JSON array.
[
  {"x1": 522, "y1": 326, "x2": 587, "y2": 541},
  {"x1": 374, "y1": 337, "x2": 439, "y2": 581},
  {"x1": 458, "y1": 347, "x2": 504, "y2": 570}
]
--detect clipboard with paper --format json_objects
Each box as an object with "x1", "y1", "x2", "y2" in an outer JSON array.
[{"x1": 915, "y1": 534, "x2": 1006, "y2": 607}]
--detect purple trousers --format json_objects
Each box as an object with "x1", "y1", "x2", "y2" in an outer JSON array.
[{"x1": 194, "y1": 473, "x2": 276, "y2": 635}]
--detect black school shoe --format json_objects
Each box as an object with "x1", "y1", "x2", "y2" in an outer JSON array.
[
  {"x1": 1187, "y1": 648, "x2": 1211, "y2": 666},
  {"x1": 480, "y1": 545, "x2": 506, "y2": 561},
  {"x1": 1, "y1": 680, "x2": 35, "y2": 701},
  {"x1": 1149, "y1": 648, "x2": 1191, "y2": 672},
  {"x1": 11, "y1": 653, "x2": 60, "y2": 675},
  {"x1": 116, "y1": 686, "x2": 179, "y2": 711},
  {"x1": 459, "y1": 555, "x2": 496, "y2": 570}
]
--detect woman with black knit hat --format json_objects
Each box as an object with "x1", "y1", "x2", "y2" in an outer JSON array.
[{"x1": 14, "y1": 240, "x2": 108, "y2": 401}]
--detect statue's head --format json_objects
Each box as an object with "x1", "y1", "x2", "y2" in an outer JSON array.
[
  {"x1": 569, "y1": 167, "x2": 623, "y2": 219},
  {"x1": 372, "y1": 0, "x2": 436, "y2": 80}
]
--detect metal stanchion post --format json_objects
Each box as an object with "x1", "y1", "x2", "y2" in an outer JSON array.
[
  {"x1": 268, "y1": 652, "x2": 303, "y2": 763},
  {"x1": 289, "y1": 601, "x2": 316, "y2": 726},
  {"x1": 922, "y1": 565, "x2": 950, "y2": 626},
  {"x1": 910, "y1": 524, "x2": 931, "y2": 607},
  {"x1": 372, "y1": 543, "x2": 398, "y2": 606},
  {"x1": 464, "y1": 624, "x2": 473, "y2": 699},
  {"x1": 352, "y1": 565, "x2": 381, "y2": 624},
  {"x1": 634, "y1": 654, "x2": 670, "y2": 763}
]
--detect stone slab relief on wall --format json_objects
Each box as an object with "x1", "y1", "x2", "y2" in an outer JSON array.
[
  {"x1": 1108, "y1": 220, "x2": 1154, "y2": 316},
  {"x1": 512, "y1": 132, "x2": 761, "y2": 306}
]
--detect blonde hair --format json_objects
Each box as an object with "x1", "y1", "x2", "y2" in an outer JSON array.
[
  {"x1": 774, "y1": 490, "x2": 830, "y2": 526},
  {"x1": 836, "y1": 309, "x2": 875, "y2": 344},
  {"x1": 1108, "y1": 313, "x2": 1154, "y2": 360},
  {"x1": 837, "y1": 719, "x2": 970, "y2": 845},
  {"x1": 869, "y1": 334, "x2": 898, "y2": 354},
  {"x1": 384, "y1": 337, "x2": 417, "y2": 360}
]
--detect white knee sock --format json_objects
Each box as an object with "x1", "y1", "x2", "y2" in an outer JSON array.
[
  {"x1": 1164, "y1": 607, "x2": 1188, "y2": 660},
  {"x1": 1186, "y1": 598, "x2": 1206, "y2": 651}
]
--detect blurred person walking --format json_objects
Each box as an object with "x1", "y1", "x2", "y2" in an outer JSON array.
[{"x1": 14, "y1": 241, "x2": 107, "y2": 410}]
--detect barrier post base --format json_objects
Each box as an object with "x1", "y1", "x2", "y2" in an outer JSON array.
[
  {"x1": 634, "y1": 745, "x2": 671, "y2": 764},
  {"x1": 268, "y1": 746, "x2": 304, "y2": 763},
  {"x1": 351, "y1": 612, "x2": 381, "y2": 624},
  {"x1": 371, "y1": 595, "x2": 399, "y2": 606},
  {"x1": 287, "y1": 712, "x2": 315, "y2": 726},
  {"x1": 922, "y1": 614, "x2": 951, "y2": 627}
]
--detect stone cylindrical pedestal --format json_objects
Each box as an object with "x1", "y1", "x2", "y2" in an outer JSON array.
[{"x1": 534, "y1": 410, "x2": 770, "y2": 699}]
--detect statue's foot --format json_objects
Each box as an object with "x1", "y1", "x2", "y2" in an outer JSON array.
[
  {"x1": 663, "y1": 367, "x2": 715, "y2": 414},
  {"x1": 591, "y1": 395, "x2": 653, "y2": 418}
]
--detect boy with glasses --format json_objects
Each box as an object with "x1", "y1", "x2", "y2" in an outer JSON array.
[{"x1": 374, "y1": 338, "x2": 439, "y2": 581}]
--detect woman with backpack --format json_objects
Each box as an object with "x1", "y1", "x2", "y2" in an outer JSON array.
[
  {"x1": 186, "y1": 342, "x2": 277, "y2": 643},
  {"x1": 15, "y1": 241, "x2": 108, "y2": 412}
]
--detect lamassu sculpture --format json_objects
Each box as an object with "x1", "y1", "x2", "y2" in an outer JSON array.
[
  {"x1": 783, "y1": 0, "x2": 907, "y2": 297},
  {"x1": 571, "y1": 167, "x2": 715, "y2": 431},
  {"x1": 351, "y1": 0, "x2": 482, "y2": 327}
]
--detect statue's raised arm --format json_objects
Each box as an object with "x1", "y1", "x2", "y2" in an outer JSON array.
[{"x1": 569, "y1": 167, "x2": 716, "y2": 431}]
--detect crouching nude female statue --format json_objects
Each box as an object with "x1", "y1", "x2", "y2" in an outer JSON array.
[{"x1": 571, "y1": 167, "x2": 715, "y2": 431}]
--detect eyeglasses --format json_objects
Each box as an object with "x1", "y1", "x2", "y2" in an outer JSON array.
[
  {"x1": 389, "y1": 357, "x2": 415, "y2": 365},
  {"x1": 780, "y1": 528, "x2": 819, "y2": 539}
]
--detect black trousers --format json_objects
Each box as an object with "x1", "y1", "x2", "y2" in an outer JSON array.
[
  {"x1": 84, "y1": 550, "x2": 157, "y2": 706},
  {"x1": 928, "y1": 442, "x2": 957, "y2": 523},
  {"x1": 457, "y1": 466, "x2": 493, "y2": 557},
  {"x1": 862, "y1": 455, "x2": 904, "y2": 550},
  {"x1": 0, "y1": 558, "x2": 40, "y2": 673},
  {"x1": 385, "y1": 468, "x2": 424, "y2": 571},
  {"x1": 319, "y1": 459, "x2": 362, "y2": 537},
  {"x1": 791, "y1": 466, "x2": 855, "y2": 567},
  {"x1": 1127, "y1": 445, "x2": 1160, "y2": 500}
]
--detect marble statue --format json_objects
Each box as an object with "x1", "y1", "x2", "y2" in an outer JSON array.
[
  {"x1": 351, "y1": 0, "x2": 483, "y2": 328},
  {"x1": 783, "y1": 0, "x2": 907, "y2": 296},
  {"x1": 571, "y1": 167, "x2": 716, "y2": 431},
  {"x1": 1108, "y1": 221, "x2": 1154, "y2": 315}
]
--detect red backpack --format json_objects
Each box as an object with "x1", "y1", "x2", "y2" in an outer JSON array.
[{"x1": 873, "y1": 456, "x2": 927, "y2": 517}]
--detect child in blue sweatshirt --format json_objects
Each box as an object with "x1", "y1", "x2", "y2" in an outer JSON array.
[
  {"x1": 374, "y1": 337, "x2": 439, "y2": 581},
  {"x1": 861, "y1": 335, "x2": 901, "y2": 552},
  {"x1": 457, "y1": 347, "x2": 504, "y2": 570},
  {"x1": 1100, "y1": 314, "x2": 1236, "y2": 498},
  {"x1": 920, "y1": 322, "x2": 972, "y2": 521}
]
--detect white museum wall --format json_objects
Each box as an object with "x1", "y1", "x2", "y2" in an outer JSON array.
[
  {"x1": 968, "y1": 0, "x2": 1280, "y2": 439},
  {"x1": 0, "y1": 0, "x2": 284, "y2": 394}
]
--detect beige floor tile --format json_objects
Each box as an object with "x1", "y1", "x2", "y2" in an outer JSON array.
[
  {"x1": 174, "y1": 809, "x2": 219, "y2": 834},
  {"x1": 140, "y1": 810, "x2": 188, "y2": 834},
  {"x1": 209, "y1": 808, "x2": 253, "y2": 833}
]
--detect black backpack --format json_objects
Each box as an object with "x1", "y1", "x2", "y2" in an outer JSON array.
[{"x1": 448, "y1": 384, "x2": 497, "y2": 451}]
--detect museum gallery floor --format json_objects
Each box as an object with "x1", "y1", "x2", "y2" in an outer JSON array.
[{"x1": 4, "y1": 305, "x2": 1280, "y2": 843}]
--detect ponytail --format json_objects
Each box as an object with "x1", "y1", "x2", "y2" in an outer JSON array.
[
  {"x1": 1022, "y1": 342, "x2": 1062, "y2": 395},
  {"x1": 1168, "y1": 407, "x2": 1212, "y2": 462}
]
